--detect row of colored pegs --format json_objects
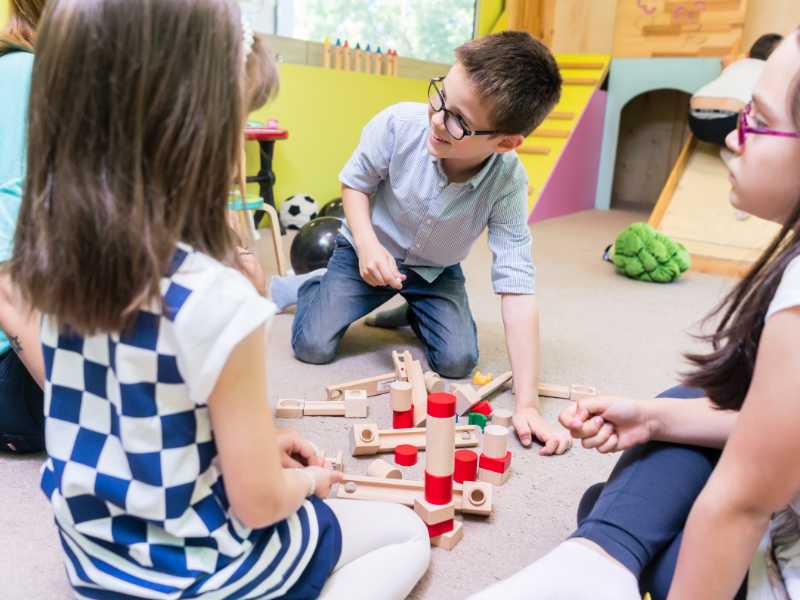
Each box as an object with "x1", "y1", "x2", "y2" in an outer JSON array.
[{"x1": 322, "y1": 37, "x2": 399, "y2": 76}]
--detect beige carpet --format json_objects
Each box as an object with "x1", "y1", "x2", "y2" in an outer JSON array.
[{"x1": 0, "y1": 209, "x2": 735, "y2": 599}]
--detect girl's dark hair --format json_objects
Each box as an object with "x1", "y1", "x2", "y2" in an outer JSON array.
[
  {"x1": 10, "y1": 0, "x2": 277, "y2": 335},
  {"x1": 683, "y1": 34, "x2": 800, "y2": 410},
  {"x1": 0, "y1": 0, "x2": 46, "y2": 55},
  {"x1": 749, "y1": 33, "x2": 783, "y2": 61}
]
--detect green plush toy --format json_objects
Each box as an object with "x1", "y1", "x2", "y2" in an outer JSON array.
[{"x1": 611, "y1": 223, "x2": 691, "y2": 283}]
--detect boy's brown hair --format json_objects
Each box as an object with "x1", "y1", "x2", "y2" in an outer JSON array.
[
  {"x1": 11, "y1": 0, "x2": 277, "y2": 335},
  {"x1": 456, "y1": 31, "x2": 562, "y2": 136},
  {"x1": 0, "y1": 0, "x2": 46, "y2": 54}
]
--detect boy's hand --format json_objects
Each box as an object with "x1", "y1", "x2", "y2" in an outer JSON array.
[
  {"x1": 513, "y1": 407, "x2": 572, "y2": 455},
  {"x1": 357, "y1": 240, "x2": 406, "y2": 290},
  {"x1": 276, "y1": 429, "x2": 324, "y2": 468},
  {"x1": 559, "y1": 396, "x2": 655, "y2": 453}
]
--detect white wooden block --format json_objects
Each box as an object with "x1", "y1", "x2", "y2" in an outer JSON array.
[{"x1": 344, "y1": 389, "x2": 368, "y2": 418}]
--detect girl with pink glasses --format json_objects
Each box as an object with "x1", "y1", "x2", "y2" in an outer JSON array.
[{"x1": 471, "y1": 29, "x2": 800, "y2": 600}]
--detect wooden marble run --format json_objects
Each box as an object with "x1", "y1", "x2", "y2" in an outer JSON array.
[
  {"x1": 336, "y1": 474, "x2": 494, "y2": 517},
  {"x1": 351, "y1": 423, "x2": 480, "y2": 457}
]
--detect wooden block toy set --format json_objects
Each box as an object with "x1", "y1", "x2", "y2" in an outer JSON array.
[{"x1": 274, "y1": 348, "x2": 597, "y2": 551}]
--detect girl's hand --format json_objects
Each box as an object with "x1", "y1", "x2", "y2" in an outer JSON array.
[
  {"x1": 276, "y1": 429, "x2": 323, "y2": 468},
  {"x1": 235, "y1": 247, "x2": 267, "y2": 296},
  {"x1": 558, "y1": 396, "x2": 657, "y2": 453},
  {"x1": 305, "y1": 466, "x2": 344, "y2": 498}
]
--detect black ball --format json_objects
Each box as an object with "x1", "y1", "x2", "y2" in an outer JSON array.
[
  {"x1": 318, "y1": 197, "x2": 345, "y2": 220},
  {"x1": 290, "y1": 216, "x2": 344, "y2": 275}
]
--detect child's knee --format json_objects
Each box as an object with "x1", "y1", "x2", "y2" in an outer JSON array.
[
  {"x1": 430, "y1": 347, "x2": 478, "y2": 379},
  {"x1": 292, "y1": 334, "x2": 337, "y2": 365}
]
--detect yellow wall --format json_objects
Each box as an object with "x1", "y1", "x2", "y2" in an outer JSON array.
[
  {"x1": 247, "y1": 64, "x2": 432, "y2": 207},
  {"x1": 477, "y1": 0, "x2": 505, "y2": 37},
  {"x1": 1, "y1": 0, "x2": 8, "y2": 27}
]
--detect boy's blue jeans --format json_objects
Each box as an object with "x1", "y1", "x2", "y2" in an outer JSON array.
[{"x1": 292, "y1": 236, "x2": 478, "y2": 378}]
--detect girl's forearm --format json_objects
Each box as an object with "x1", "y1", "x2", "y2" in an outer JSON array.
[{"x1": 649, "y1": 396, "x2": 737, "y2": 448}]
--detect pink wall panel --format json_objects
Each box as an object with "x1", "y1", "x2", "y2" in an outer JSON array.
[{"x1": 529, "y1": 90, "x2": 607, "y2": 224}]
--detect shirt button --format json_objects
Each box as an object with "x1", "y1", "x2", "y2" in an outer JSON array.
[{"x1": 426, "y1": 219, "x2": 432, "y2": 225}]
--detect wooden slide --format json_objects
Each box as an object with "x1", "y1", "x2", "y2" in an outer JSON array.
[
  {"x1": 648, "y1": 135, "x2": 780, "y2": 277},
  {"x1": 517, "y1": 54, "x2": 611, "y2": 213}
]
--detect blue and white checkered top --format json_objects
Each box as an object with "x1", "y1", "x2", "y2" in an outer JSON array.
[
  {"x1": 339, "y1": 102, "x2": 536, "y2": 294},
  {"x1": 39, "y1": 244, "x2": 341, "y2": 599}
]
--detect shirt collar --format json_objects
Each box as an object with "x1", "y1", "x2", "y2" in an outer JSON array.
[{"x1": 429, "y1": 152, "x2": 499, "y2": 190}]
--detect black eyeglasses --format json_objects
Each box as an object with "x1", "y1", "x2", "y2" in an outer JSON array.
[{"x1": 428, "y1": 77, "x2": 498, "y2": 140}]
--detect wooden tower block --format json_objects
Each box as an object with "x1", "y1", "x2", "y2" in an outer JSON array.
[
  {"x1": 390, "y1": 381, "x2": 413, "y2": 412},
  {"x1": 482, "y1": 424, "x2": 509, "y2": 459},
  {"x1": 431, "y1": 519, "x2": 463, "y2": 551},
  {"x1": 414, "y1": 497, "x2": 455, "y2": 524},
  {"x1": 407, "y1": 360, "x2": 428, "y2": 426},
  {"x1": 478, "y1": 466, "x2": 511, "y2": 486}
]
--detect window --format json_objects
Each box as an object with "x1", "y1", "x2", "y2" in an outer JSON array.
[{"x1": 240, "y1": 0, "x2": 477, "y2": 65}]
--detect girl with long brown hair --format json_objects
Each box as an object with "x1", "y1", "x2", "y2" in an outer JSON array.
[
  {"x1": 11, "y1": 0, "x2": 430, "y2": 597},
  {"x1": 0, "y1": 0, "x2": 48, "y2": 454},
  {"x1": 472, "y1": 30, "x2": 800, "y2": 600}
]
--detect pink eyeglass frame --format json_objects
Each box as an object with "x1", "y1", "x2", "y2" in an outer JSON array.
[{"x1": 738, "y1": 101, "x2": 800, "y2": 146}]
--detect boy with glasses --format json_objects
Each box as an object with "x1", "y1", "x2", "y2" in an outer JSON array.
[{"x1": 274, "y1": 31, "x2": 569, "y2": 453}]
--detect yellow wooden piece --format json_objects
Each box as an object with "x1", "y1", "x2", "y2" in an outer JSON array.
[{"x1": 472, "y1": 371, "x2": 493, "y2": 386}]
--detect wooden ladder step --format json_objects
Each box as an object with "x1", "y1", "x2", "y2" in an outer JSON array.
[
  {"x1": 564, "y1": 77, "x2": 600, "y2": 86},
  {"x1": 531, "y1": 128, "x2": 570, "y2": 139},
  {"x1": 518, "y1": 145, "x2": 551, "y2": 156},
  {"x1": 557, "y1": 61, "x2": 605, "y2": 70}
]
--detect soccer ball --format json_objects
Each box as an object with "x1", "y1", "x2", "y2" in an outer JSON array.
[{"x1": 279, "y1": 194, "x2": 319, "y2": 230}]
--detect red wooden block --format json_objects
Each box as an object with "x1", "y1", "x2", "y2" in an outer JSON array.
[
  {"x1": 454, "y1": 449, "x2": 478, "y2": 483},
  {"x1": 426, "y1": 518, "x2": 454, "y2": 538},
  {"x1": 425, "y1": 471, "x2": 453, "y2": 504},
  {"x1": 479, "y1": 451, "x2": 512, "y2": 474},
  {"x1": 427, "y1": 392, "x2": 456, "y2": 418},
  {"x1": 394, "y1": 444, "x2": 418, "y2": 466},
  {"x1": 471, "y1": 400, "x2": 493, "y2": 416},
  {"x1": 392, "y1": 408, "x2": 414, "y2": 429}
]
